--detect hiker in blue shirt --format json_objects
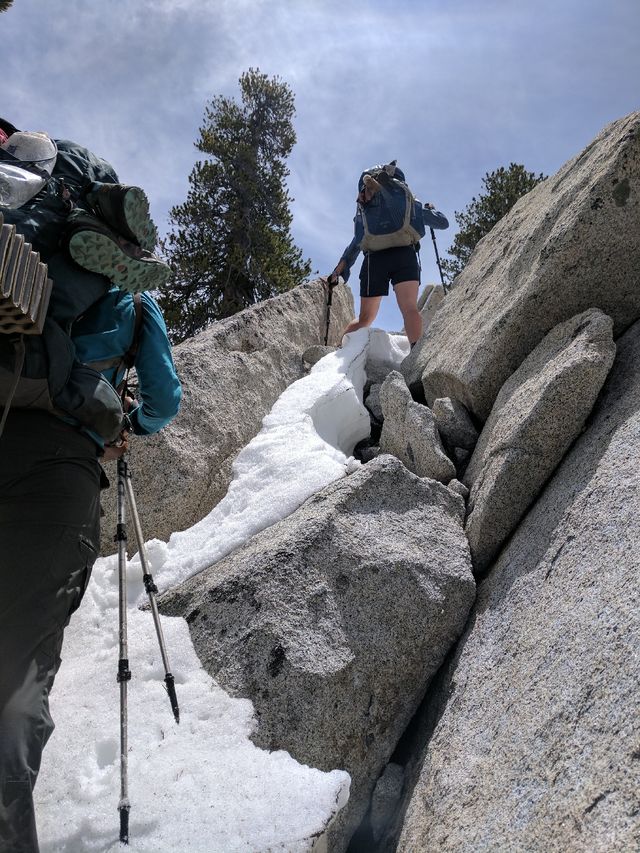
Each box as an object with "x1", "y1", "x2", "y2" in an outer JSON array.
[
  {"x1": 72, "y1": 285, "x2": 181, "y2": 445},
  {"x1": 329, "y1": 162, "x2": 448, "y2": 347},
  {"x1": 0, "y1": 118, "x2": 180, "y2": 853}
]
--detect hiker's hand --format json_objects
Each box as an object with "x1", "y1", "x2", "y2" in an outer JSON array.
[
  {"x1": 328, "y1": 262, "x2": 344, "y2": 287},
  {"x1": 101, "y1": 429, "x2": 130, "y2": 461},
  {"x1": 100, "y1": 395, "x2": 135, "y2": 459},
  {"x1": 101, "y1": 441, "x2": 128, "y2": 462}
]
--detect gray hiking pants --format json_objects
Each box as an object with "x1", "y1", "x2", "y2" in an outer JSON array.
[{"x1": 0, "y1": 411, "x2": 102, "y2": 853}]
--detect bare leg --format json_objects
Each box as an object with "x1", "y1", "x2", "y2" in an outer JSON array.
[
  {"x1": 341, "y1": 295, "x2": 383, "y2": 339},
  {"x1": 394, "y1": 280, "x2": 422, "y2": 344}
]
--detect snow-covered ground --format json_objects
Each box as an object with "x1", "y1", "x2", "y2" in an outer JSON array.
[{"x1": 36, "y1": 328, "x2": 408, "y2": 853}]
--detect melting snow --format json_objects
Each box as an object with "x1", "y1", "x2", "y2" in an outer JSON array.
[{"x1": 36, "y1": 328, "x2": 407, "y2": 852}]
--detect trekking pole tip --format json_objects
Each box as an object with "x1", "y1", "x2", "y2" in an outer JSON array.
[
  {"x1": 165, "y1": 672, "x2": 180, "y2": 724},
  {"x1": 118, "y1": 800, "x2": 131, "y2": 844}
]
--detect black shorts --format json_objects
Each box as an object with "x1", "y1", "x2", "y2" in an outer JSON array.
[{"x1": 359, "y1": 245, "x2": 420, "y2": 298}]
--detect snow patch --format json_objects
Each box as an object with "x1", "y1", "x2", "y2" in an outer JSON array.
[{"x1": 36, "y1": 327, "x2": 404, "y2": 852}]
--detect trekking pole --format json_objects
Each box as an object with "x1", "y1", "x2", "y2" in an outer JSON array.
[
  {"x1": 429, "y1": 228, "x2": 449, "y2": 294},
  {"x1": 324, "y1": 279, "x2": 334, "y2": 346},
  {"x1": 121, "y1": 457, "x2": 180, "y2": 724},
  {"x1": 114, "y1": 455, "x2": 181, "y2": 845},
  {"x1": 115, "y1": 456, "x2": 131, "y2": 844}
]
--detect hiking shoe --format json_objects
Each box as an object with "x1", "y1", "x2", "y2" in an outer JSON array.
[
  {"x1": 66, "y1": 215, "x2": 171, "y2": 294},
  {"x1": 85, "y1": 183, "x2": 158, "y2": 252}
]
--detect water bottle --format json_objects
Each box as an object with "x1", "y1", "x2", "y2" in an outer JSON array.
[{"x1": 0, "y1": 163, "x2": 47, "y2": 209}]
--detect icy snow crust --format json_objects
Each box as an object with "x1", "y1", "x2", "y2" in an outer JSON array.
[
  {"x1": 36, "y1": 329, "x2": 406, "y2": 852},
  {"x1": 148, "y1": 328, "x2": 371, "y2": 593}
]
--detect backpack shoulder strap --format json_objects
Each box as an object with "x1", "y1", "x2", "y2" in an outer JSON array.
[
  {"x1": 81, "y1": 292, "x2": 144, "y2": 383},
  {"x1": 114, "y1": 292, "x2": 144, "y2": 399}
]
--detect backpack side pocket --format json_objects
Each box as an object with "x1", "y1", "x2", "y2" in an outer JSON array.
[
  {"x1": 54, "y1": 362, "x2": 125, "y2": 444},
  {"x1": 0, "y1": 333, "x2": 55, "y2": 409}
]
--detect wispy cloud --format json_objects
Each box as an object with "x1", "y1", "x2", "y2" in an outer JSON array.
[{"x1": 3, "y1": 0, "x2": 639, "y2": 331}]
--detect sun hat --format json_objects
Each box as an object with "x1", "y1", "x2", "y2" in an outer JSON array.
[
  {"x1": 0, "y1": 132, "x2": 58, "y2": 209},
  {"x1": 0, "y1": 131, "x2": 58, "y2": 177}
]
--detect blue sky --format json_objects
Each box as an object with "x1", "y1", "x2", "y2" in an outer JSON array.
[{"x1": 3, "y1": 0, "x2": 639, "y2": 332}]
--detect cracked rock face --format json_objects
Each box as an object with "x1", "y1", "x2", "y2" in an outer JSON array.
[
  {"x1": 417, "y1": 282, "x2": 445, "y2": 333},
  {"x1": 463, "y1": 308, "x2": 616, "y2": 573},
  {"x1": 401, "y1": 111, "x2": 640, "y2": 421},
  {"x1": 99, "y1": 279, "x2": 353, "y2": 553},
  {"x1": 432, "y1": 396, "x2": 479, "y2": 451},
  {"x1": 159, "y1": 455, "x2": 475, "y2": 853},
  {"x1": 397, "y1": 318, "x2": 640, "y2": 853},
  {"x1": 379, "y1": 372, "x2": 456, "y2": 483}
]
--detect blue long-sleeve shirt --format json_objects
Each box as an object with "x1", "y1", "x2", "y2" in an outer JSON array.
[
  {"x1": 340, "y1": 200, "x2": 449, "y2": 282},
  {"x1": 72, "y1": 287, "x2": 182, "y2": 438}
]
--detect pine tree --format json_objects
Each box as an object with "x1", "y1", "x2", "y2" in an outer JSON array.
[
  {"x1": 159, "y1": 68, "x2": 311, "y2": 342},
  {"x1": 0, "y1": 1, "x2": 15, "y2": 12},
  {"x1": 442, "y1": 163, "x2": 546, "y2": 282}
]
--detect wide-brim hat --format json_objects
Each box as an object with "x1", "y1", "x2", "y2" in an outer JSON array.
[{"x1": 0, "y1": 131, "x2": 57, "y2": 177}]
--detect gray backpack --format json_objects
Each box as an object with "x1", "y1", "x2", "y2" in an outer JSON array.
[{"x1": 357, "y1": 163, "x2": 426, "y2": 252}]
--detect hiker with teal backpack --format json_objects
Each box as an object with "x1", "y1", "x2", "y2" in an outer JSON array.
[
  {"x1": 328, "y1": 161, "x2": 449, "y2": 346},
  {"x1": 0, "y1": 118, "x2": 181, "y2": 853}
]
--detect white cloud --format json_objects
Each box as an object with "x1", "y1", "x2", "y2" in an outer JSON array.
[{"x1": 3, "y1": 0, "x2": 639, "y2": 330}]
